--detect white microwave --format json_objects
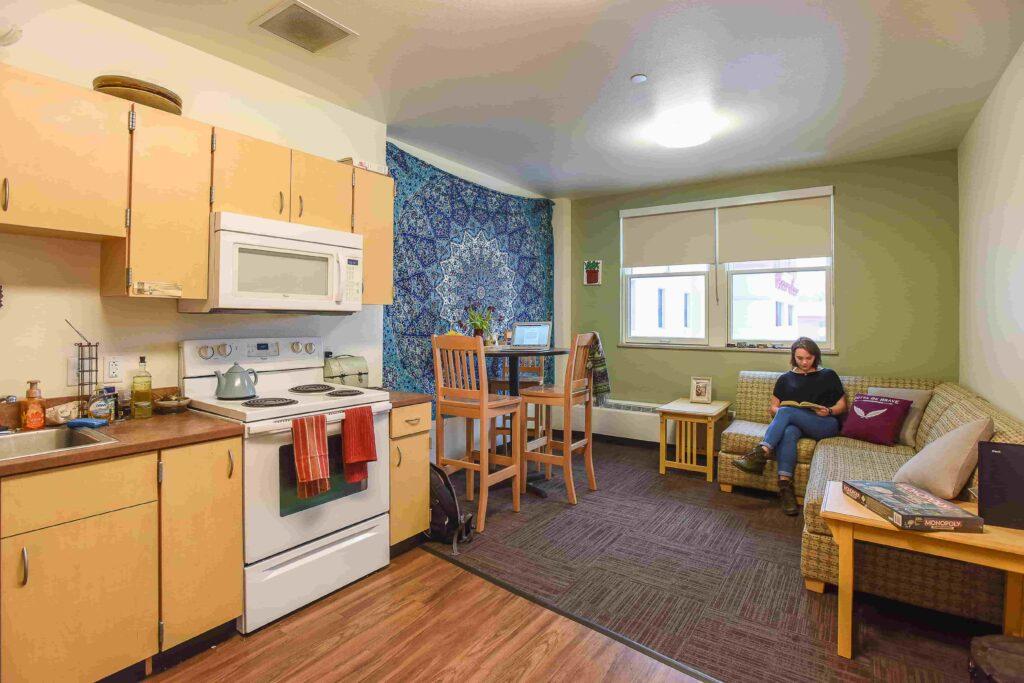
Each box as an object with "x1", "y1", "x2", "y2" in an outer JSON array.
[{"x1": 179, "y1": 212, "x2": 363, "y2": 314}]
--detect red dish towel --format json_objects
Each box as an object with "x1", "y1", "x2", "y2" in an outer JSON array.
[
  {"x1": 341, "y1": 406, "x2": 377, "y2": 484},
  {"x1": 292, "y1": 414, "x2": 331, "y2": 499}
]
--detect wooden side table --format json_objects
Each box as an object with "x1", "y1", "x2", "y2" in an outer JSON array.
[
  {"x1": 820, "y1": 481, "x2": 1024, "y2": 659},
  {"x1": 657, "y1": 399, "x2": 730, "y2": 482}
]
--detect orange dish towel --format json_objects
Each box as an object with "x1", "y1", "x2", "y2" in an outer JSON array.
[
  {"x1": 341, "y1": 406, "x2": 377, "y2": 484},
  {"x1": 292, "y1": 414, "x2": 331, "y2": 499}
]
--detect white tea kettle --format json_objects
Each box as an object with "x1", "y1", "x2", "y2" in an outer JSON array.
[{"x1": 215, "y1": 362, "x2": 258, "y2": 400}]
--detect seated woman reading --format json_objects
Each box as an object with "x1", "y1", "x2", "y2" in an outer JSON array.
[{"x1": 732, "y1": 337, "x2": 846, "y2": 516}]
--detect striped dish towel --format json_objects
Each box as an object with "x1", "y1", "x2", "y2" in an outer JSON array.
[
  {"x1": 341, "y1": 406, "x2": 377, "y2": 484},
  {"x1": 292, "y1": 414, "x2": 331, "y2": 499}
]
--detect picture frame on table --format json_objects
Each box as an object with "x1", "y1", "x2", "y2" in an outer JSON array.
[{"x1": 690, "y1": 376, "x2": 712, "y2": 403}]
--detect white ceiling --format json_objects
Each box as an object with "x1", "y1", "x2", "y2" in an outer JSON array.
[{"x1": 78, "y1": 0, "x2": 1024, "y2": 198}]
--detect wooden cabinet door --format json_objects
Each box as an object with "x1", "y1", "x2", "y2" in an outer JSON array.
[
  {"x1": 389, "y1": 431, "x2": 430, "y2": 544},
  {"x1": 0, "y1": 63, "x2": 129, "y2": 239},
  {"x1": 291, "y1": 150, "x2": 352, "y2": 230},
  {"x1": 125, "y1": 106, "x2": 213, "y2": 299},
  {"x1": 211, "y1": 128, "x2": 291, "y2": 221},
  {"x1": 0, "y1": 503, "x2": 158, "y2": 682},
  {"x1": 352, "y1": 167, "x2": 395, "y2": 305},
  {"x1": 159, "y1": 437, "x2": 243, "y2": 650}
]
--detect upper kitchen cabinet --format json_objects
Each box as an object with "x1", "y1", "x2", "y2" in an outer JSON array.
[
  {"x1": 0, "y1": 63, "x2": 129, "y2": 239},
  {"x1": 211, "y1": 128, "x2": 291, "y2": 221},
  {"x1": 352, "y1": 167, "x2": 395, "y2": 305},
  {"x1": 101, "y1": 106, "x2": 213, "y2": 299},
  {"x1": 290, "y1": 150, "x2": 353, "y2": 230}
]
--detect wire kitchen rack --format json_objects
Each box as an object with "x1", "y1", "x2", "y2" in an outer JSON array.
[{"x1": 75, "y1": 341, "x2": 99, "y2": 416}]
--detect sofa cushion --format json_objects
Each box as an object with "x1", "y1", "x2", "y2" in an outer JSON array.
[
  {"x1": 916, "y1": 382, "x2": 978, "y2": 450},
  {"x1": 720, "y1": 419, "x2": 816, "y2": 464},
  {"x1": 733, "y1": 372, "x2": 780, "y2": 423},
  {"x1": 803, "y1": 437, "x2": 915, "y2": 535},
  {"x1": 894, "y1": 417, "x2": 994, "y2": 498},
  {"x1": 868, "y1": 386, "x2": 933, "y2": 447},
  {"x1": 840, "y1": 393, "x2": 914, "y2": 445}
]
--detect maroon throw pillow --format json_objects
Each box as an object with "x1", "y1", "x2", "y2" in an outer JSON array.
[{"x1": 840, "y1": 393, "x2": 914, "y2": 445}]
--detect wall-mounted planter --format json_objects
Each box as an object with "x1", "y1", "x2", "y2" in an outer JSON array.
[{"x1": 584, "y1": 260, "x2": 602, "y2": 286}]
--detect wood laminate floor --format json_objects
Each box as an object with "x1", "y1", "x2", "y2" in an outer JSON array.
[{"x1": 154, "y1": 548, "x2": 697, "y2": 682}]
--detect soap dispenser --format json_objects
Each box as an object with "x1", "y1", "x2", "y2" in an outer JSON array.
[{"x1": 20, "y1": 380, "x2": 45, "y2": 431}]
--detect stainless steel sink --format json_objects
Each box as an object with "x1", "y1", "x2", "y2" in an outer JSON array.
[{"x1": 0, "y1": 426, "x2": 117, "y2": 462}]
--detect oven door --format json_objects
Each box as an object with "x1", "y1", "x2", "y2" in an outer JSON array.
[
  {"x1": 213, "y1": 228, "x2": 362, "y2": 313},
  {"x1": 243, "y1": 402, "x2": 390, "y2": 564}
]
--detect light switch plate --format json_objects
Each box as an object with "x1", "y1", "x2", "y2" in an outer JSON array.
[{"x1": 66, "y1": 356, "x2": 79, "y2": 387}]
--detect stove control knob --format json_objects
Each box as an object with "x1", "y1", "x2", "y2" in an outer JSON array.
[
  {"x1": 304, "y1": 342, "x2": 316, "y2": 354},
  {"x1": 216, "y1": 343, "x2": 231, "y2": 357},
  {"x1": 198, "y1": 345, "x2": 214, "y2": 360},
  {"x1": 290, "y1": 341, "x2": 302, "y2": 353}
]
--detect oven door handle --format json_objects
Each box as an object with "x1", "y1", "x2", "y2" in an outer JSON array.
[{"x1": 245, "y1": 402, "x2": 392, "y2": 437}]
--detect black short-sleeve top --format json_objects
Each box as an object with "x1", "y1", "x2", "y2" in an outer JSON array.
[{"x1": 772, "y1": 368, "x2": 845, "y2": 407}]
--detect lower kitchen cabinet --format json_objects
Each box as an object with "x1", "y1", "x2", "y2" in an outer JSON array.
[
  {"x1": 0, "y1": 502, "x2": 159, "y2": 682},
  {"x1": 160, "y1": 437, "x2": 243, "y2": 650},
  {"x1": 389, "y1": 409, "x2": 431, "y2": 545}
]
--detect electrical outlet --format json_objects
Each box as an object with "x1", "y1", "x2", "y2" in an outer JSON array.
[{"x1": 103, "y1": 356, "x2": 126, "y2": 384}]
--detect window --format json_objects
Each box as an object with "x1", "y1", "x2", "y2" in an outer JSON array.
[{"x1": 620, "y1": 187, "x2": 834, "y2": 350}]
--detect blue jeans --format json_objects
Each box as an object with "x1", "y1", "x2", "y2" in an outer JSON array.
[{"x1": 761, "y1": 407, "x2": 840, "y2": 477}]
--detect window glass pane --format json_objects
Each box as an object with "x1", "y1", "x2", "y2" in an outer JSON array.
[
  {"x1": 629, "y1": 275, "x2": 706, "y2": 339},
  {"x1": 726, "y1": 257, "x2": 831, "y2": 271},
  {"x1": 237, "y1": 247, "x2": 329, "y2": 296},
  {"x1": 731, "y1": 270, "x2": 827, "y2": 342}
]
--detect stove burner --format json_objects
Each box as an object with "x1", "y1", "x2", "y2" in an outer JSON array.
[
  {"x1": 327, "y1": 389, "x2": 363, "y2": 397},
  {"x1": 242, "y1": 397, "x2": 299, "y2": 408},
  {"x1": 289, "y1": 384, "x2": 335, "y2": 394}
]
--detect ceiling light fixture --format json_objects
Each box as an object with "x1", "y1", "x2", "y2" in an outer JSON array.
[
  {"x1": 644, "y1": 103, "x2": 728, "y2": 148},
  {"x1": 0, "y1": 24, "x2": 22, "y2": 47},
  {"x1": 630, "y1": 73, "x2": 648, "y2": 84}
]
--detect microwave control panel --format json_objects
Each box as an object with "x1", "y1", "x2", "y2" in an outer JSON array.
[{"x1": 345, "y1": 257, "x2": 362, "y2": 301}]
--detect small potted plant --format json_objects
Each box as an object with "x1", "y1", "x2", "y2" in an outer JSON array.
[
  {"x1": 584, "y1": 260, "x2": 602, "y2": 285},
  {"x1": 457, "y1": 305, "x2": 503, "y2": 344}
]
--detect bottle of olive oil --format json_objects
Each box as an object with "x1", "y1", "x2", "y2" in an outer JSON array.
[{"x1": 131, "y1": 356, "x2": 153, "y2": 419}]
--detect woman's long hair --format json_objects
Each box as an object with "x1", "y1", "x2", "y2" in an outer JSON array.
[{"x1": 790, "y1": 337, "x2": 822, "y2": 369}]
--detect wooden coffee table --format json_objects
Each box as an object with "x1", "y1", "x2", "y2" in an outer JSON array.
[
  {"x1": 657, "y1": 399, "x2": 730, "y2": 482},
  {"x1": 820, "y1": 480, "x2": 1024, "y2": 659}
]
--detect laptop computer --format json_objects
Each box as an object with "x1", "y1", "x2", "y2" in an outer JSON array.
[{"x1": 491, "y1": 321, "x2": 552, "y2": 351}]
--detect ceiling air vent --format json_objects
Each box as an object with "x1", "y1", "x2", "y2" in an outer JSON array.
[{"x1": 253, "y1": 1, "x2": 357, "y2": 53}]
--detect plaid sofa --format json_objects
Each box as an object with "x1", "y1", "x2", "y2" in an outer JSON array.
[{"x1": 718, "y1": 371, "x2": 1024, "y2": 623}]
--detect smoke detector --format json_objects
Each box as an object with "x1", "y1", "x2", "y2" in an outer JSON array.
[{"x1": 252, "y1": 1, "x2": 357, "y2": 53}]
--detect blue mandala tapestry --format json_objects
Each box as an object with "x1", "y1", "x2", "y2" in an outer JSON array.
[{"x1": 383, "y1": 142, "x2": 554, "y2": 397}]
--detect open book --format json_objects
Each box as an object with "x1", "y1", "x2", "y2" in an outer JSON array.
[{"x1": 779, "y1": 400, "x2": 827, "y2": 410}]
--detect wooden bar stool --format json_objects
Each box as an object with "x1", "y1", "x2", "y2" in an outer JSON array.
[
  {"x1": 432, "y1": 334, "x2": 522, "y2": 532},
  {"x1": 491, "y1": 356, "x2": 547, "y2": 468},
  {"x1": 519, "y1": 333, "x2": 596, "y2": 504}
]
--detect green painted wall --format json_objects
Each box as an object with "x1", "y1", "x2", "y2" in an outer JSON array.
[{"x1": 571, "y1": 150, "x2": 959, "y2": 405}]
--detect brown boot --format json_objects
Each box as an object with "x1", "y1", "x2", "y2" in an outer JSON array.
[
  {"x1": 732, "y1": 445, "x2": 769, "y2": 475},
  {"x1": 779, "y1": 479, "x2": 799, "y2": 516}
]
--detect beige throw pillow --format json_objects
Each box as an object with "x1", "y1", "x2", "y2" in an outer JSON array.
[
  {"x1": 868, "y1": 387, "x2": 933, "y2": 447},
  {"x1": 893, "y1": 417, "x2": 994, "y2": 499}
]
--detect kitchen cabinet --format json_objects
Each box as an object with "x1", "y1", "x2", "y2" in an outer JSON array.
[
  {"x1": 101, "y1": 106, "x2": 213, "y2": 299},
  {"x1": 0, "y1": 452, "x2": 159, "y2": 682},
  {"x1": 159, "y1": 437, "x2": 243, "y2": 650},
  {"x1": 0, "y1": 62, "x2": 130, "y2": 239},
  {"x1": 389, "y1": 404, "x2": 431, "y2": 545},
  {"x1": 211, "y1": 127, "x2": 292, "y2": 221},
  {"x1": 352, "y1": 167, "x2": 395, "y2": 305},
  {"x1": 291, "y1": 150, "x2": 353, "y2": 230}
]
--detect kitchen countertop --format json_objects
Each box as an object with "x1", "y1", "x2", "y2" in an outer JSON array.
[
  {"x1": 0, "y1": 411, "x2": 242, "y2": 478},
  {"x1": 387, "y1": 392, "x2": 433, "y2": 409}
]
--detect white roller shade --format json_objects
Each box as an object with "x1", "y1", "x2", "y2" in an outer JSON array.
[
  {"x1": 717, "y1": 196, "x2": 831, "y2": 263},
  {"x1": 621, "y1": 209, "x2": 715, "y2": 268}
]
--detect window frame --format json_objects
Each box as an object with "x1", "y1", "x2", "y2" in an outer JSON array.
[
  {"x1": 620, "y1": 268, "x2": 711, "y2": 346},
  {"x1": 618, "y1": 185, "x2": 836, "y2": 352}
]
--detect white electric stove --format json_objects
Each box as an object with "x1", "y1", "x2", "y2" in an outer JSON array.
[{"x1": 180, "y1": 337, "x2": 392, "y2": 633}]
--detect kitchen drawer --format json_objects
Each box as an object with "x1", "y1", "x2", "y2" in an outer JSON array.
[
  {"x1": 390, "y1": 402, "x2": 431, "y2": 438},
  {"x1": 1, "y1": 452, "x2": 157, "y2": 538}
]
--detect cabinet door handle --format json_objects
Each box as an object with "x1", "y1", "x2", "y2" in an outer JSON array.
[
  {"x1": 396, "y1": 444, "x2": 403, "y2": 467},
  {"x1": 404, "y1": 417, "x2": 421, "y2": 425},
  {"x1": 278, "y1": 191, "x2": 284, "y2": 215},
  {"x1": 299, "y1": 195, "x2": 304, "y2": 218},
  {"x1": 228, "y1": 449, "x2": 235, "y2": 478},
  {"x1": 20, "y1": 547, "x2": 28, "y2": 586},
  {"x1": 2, "y1": 177, "x2": 9, "y2": 212}
]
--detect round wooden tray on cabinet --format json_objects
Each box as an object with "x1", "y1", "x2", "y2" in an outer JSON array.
[{"x1": 92, "y1": 75, "x2": 182, "y2": 115}]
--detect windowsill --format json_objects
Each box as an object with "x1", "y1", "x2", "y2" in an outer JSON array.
[{"x1": 618, "y1": 341, "x2": 839, "y2": 355}]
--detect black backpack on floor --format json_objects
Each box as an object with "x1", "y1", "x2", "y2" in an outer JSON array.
[{"x1": 426, "y1": 463, "x2": 473, "y2": 554}]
